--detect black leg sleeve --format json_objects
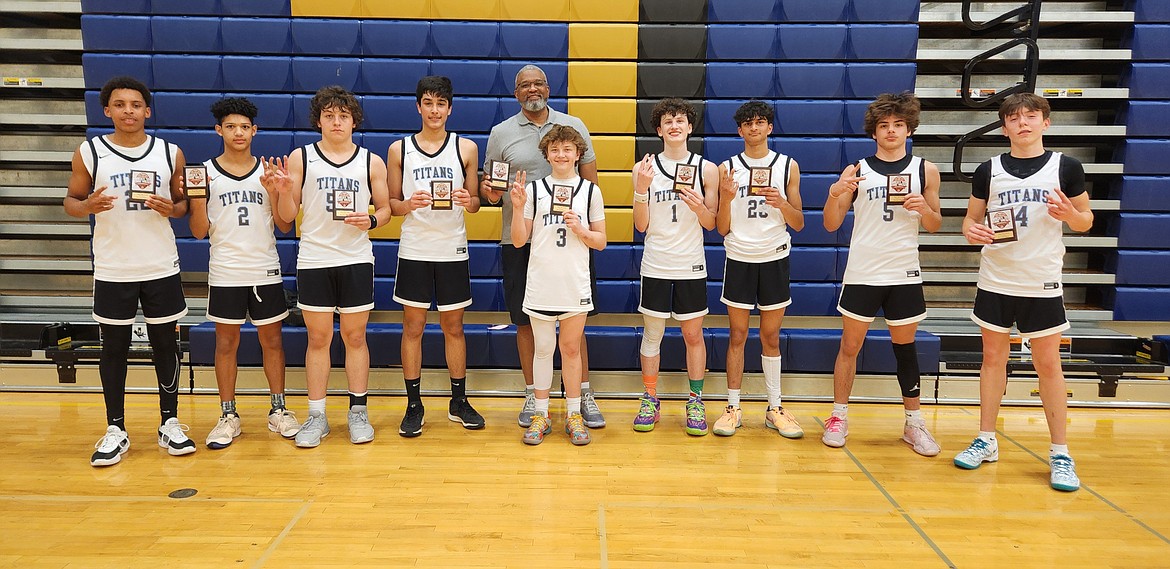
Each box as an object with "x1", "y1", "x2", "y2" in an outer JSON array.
[
  {"x1": 147, "y1": 322, "x2": 181, "y2": 423},
  {"x1": 98, "y1": 324, "x2": 132, "y2": 430}
]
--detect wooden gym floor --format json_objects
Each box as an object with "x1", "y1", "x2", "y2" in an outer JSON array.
[{"x1": 0, "y1": 392, "x2": 1167, "y2": 568}]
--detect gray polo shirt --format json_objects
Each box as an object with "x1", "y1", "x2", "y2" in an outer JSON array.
[{"x1": 484, "y1": 107, "x2": 596, "y2": 245}]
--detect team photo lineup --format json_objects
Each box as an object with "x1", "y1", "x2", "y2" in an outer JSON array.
[{"x1": 69, "y1": 63, "x2": 1092, "y2": 492}]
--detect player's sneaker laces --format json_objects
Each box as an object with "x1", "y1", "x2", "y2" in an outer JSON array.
[
  {"x1": 565, "y1": 412, "x2": 592, "y2": 445},
  {"x1": 712, "y1": 405, "x2": 742, "y2": 436},
  {"x1": 158, "y1": 418, "x2": 197, "y2": 456},
  {"x1": 399, "y1": 403, "x2": 425, "y2": 438},
  {"x1": 294, "y1": 413, "x2": 330, "y2": 448},
  {"x1": 953, "y1": 437, "x2": 999, "y2": 469},
  {"x1": 820, "y1": 414, "x2": 848, "y2": 447},
  {"x1": 205, "y1": 414, "x2": 241, "y2": 449},
  {"x1": 517, "y1": 391, "x2": 537, "y2": 428},
  {"x1": 348, "y1": 405, "x2": 374, "y2": 444},
  {"x1": 902, "y1": 420, "x2": 940, "y2": 457},
  {"x1": 523, "y1": 413, "x2": 552, "y2": 445},
  {"x1": 685, "y1": 396, "x2": 708, "y2": 436},
  {"x1": 90, "y1": 425, "x2": 129, "y2": 466},
  {"x1": 449, "y1": 397, "x2": 486, "y2": 430},
  {"x1": 1049, "y1": 454, "x2": 1081, "y2": 492},
  {"x1": 632, "y1": 393, "x2": 660, "y2": 432},
  {"x1": 580, "y1": 388, "x2": 606, "y2": 428},
  {"x1": 267, "y1": 408, "x2": 300, "y2": 438},
  {"x1": 766, "y1": 406, "x2": 804, "y2": 439}
]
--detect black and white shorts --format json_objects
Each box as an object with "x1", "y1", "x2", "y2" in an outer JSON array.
[
  {"x1": 971, "y1": 288, "x2": 1070, "y2": 339},
  {"x1": 296, "y1": 263, "x2": 374, "y2": 313},
  {"x1": 93, "y1": 273, "x2": 188, "y2": 326},
  {"x1": 504, "y1": 244, "x2": 598, "y2": 325},
  {"x1": 720, "y1": 257, "x2": 792, "y2": 312},
  {"x1": 207, "y1": 282, "x2": 288, "y2": 326},
  {"x1": 524, "y1": 309, "x2": 588, "y2": 322},
  {"x1": 640, "y1": 276, "x2": 708, "y2": 321},
  {"x1": 837, "y1": 283, "x2": 927, "y2": 326},
  {"x1": 393, "y1": 258, "x2": 472, "y2": 312}
]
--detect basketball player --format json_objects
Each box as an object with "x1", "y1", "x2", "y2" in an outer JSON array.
[
  {"x1": 954, "y1": 93, "x2": 1091, "y2": 491},
  {"x1": 188, "y1": 97, "x2": 300, "y2": 449},
  {"x1": 820, "y1": 93, "x2": 943, "y2": 455},
  {"x1": 387, "y1": 76, "x2": 484, "y2": 437},
  {"x1": 510, "y1": 125, "x2": 606, "y2": 445},
  {"x1": 270, "y1": 86, "x2": 392, "y2": 447},
  {"x1": 631, "y1": 98, "x2": 718, "y2": 436},
  {"x1": 710, "y1": 100, "x2": 806, "y2": 439},
  {"x1": 479, "y1": 65, "x2": 605, "y2": 430},
  {"x1": 64, "y1": 76, "x2": 195, "y2": 465}
]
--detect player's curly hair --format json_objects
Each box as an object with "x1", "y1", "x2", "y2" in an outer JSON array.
[
  {"x1": 538, "y1": 125, "x2": 587, "y2": 160},
  {"x1": 733, "y1": 100, "x2": 774, "y2": 127},
  {"x1": 998, "y1": 92, "x2": 1051, "y2": 121},
  {"x1": 863, "y1": 92, "x2": 921, "y2": 137},
  {"x1": 309, "y1": 85, "x2": 363, "y2": 132},
  {"x1": 99, "y1": 76, "x2": 151, "y2": 107},
  {"x1": 210, "y1": 97, "x2": 258, "y2": 125},
  {"x1": 650, "y1": 98, "x2": 697, "y2": 132}
]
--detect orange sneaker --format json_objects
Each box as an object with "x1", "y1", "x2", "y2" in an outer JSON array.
[
  {"x1": 712, "y1": 405, "x2": 742, "y2": 436},
  {"x1": 765, "y1": 406, "x2": 803, "y2": 439}
]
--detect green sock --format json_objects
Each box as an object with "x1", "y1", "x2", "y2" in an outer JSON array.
[{"x1": 688, "y1": 379, "x2": 704, "y2": 399}]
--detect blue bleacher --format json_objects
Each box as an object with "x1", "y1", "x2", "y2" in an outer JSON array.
[
  {"x1": 1125, "y1": 63, "x2": 1170, "y2": 99},
  {"x1": 799, "y1": 174, "x2": 837, "y2": 208},
  {"x1": 1124, "y1": 101, "x2": 1170, "y2": 136},
  {"x1": 790, "y1": 210, "x2": 841, "y2": 246},
  {"x1": 846, "y1": 63, "x2": 917, "y2": 97},
  {"x1": 81, "y1": 0, "x2": 149, "y2": 13},
  {"x1": 431, "y1": 22, "x2": 501, "y2": 58},
  {"x1": 778, "y1": 25, "x2": 848, "y2": 60},
  {"x1": 359, "y1": 58, "x2": 431, "y2": 95},
  {"x1": 363, "y1": 96, "x2": 423, "y2": 131},
  {"x1": 446, "y1": 97, "x2": 501, "y2": 134},
  {"x1": 169, "y1": 216, "x2": 191, "y2": 239},
  {"x1": 701, "y1": 99, "x2": 749, "y2": 134},
  {"x1": 220, "y1": 17, "x2": 292, "y2": 54},
  {"x1": 235, "y1": 93, "x2": 294, "y2": 129},
  {"x1": 499, "y1": 23, "x2": 568, "y2": 59},
  {"x1": 848, "y1": 24, "x2": 918, "y2": 60},
  {"x1": 430, "y1": 60, "x2": 502, "y2": 96},
  {"x1": 362, "y1": 133, "x2": 401, "y2": 158},
  {"x1": 706, "y1": 25, "x2": 778, "y2": 60},
  {"x1": 1112, "y1": 176, "x2": 1170, "y2": 211},
  {"x1": 219, "y1": 0, "x2": 289, "y2": 16},
  {"x1": 80, "y1": 15, "x2": 151, "y2": 52},
  {"x1": 1108, "y1": 251, "x2": 1170, "y2": 285},
  {"x1": 83, "y1": 91, "x2": 106, "y2": 126},
  {"x1": 151, "y1": 0, "x2": 218, "y2": 15},
  {"x1": 1117, "y1": 139, "x2": 1170, "y2": 174},
  {"x1": 707, "y1": 63, "x2": 778, "y2": 98},
  {"x1": 773, "y1": 137, "x2": 842, "y2": 173},
  {"x1": 499, "y1": 62, "x2": 568, "y2": 96},
  {"x1": 703, "y1": 137, "x2": 745, "y2": 163},
  {"x1": 155, "y1": 128, "x2": 220, "y2": 164},
  {"x1": 776, "y1": 63, "x2": 846, "y2": 98},
  {"x1": 775, "y1": 100, "x2": 844, "y2": 135},
  {"x1": 151, "y1": 92, "x2": 220, "y2": 128},
  {"x1": 251, "y1": 131, "x2": 297, "y2": 159},
  {"x1": 175, "y1": 239, "x2": 209, "y2": 271},
  {"x1": 291, "y1": 57, "x2": 361, "y2": 92},
  {"x1": 1129, "y1": 25, "x2": 1170, "y2": 60},
  {"x1": 852, "y1": 0, "x2": 920, "y2": 23},
  {"x1": 1110, "y1": 213, "x2": 1170, "y2": 248},
  {"x1": 290, "y1": 18, "x2": 361, "y2": 55},
  {"x1": 779, "y1": 0, "x2": 849, "y2": 22},
  {"x1": 360, "y1": 20, "x2": 431, "y2": 57},
  {"x1": 1130, "y1": 0, "x2": 1170, "y2": 21},
  {"x1": 1109, "y1": 288, "x2": 1170, "y2": 321},
  {"x1": 221, "y1": 56, "x2": 292, "y2": 92},
  {"x1": 151, "y1": 16, "x2": 221, "y2": 53},
  {"x1": 844, "y1": 100, "x2": 869, "y2": 134},
  {"x1": 81, "y1": 53, "x2": 152, "y2": 88},
  {"x1": 841, "y1": 138, "x2": 880, "y2": 164},
  {"x1": 857, "y1": 331, "x2": 940, "y2": 374},
  {"x1": 707, "y1": 0, "x2": 780, "y2": 22},
  {"x1": 152, "y1": 54, "x2": 222, "y2": 91}
]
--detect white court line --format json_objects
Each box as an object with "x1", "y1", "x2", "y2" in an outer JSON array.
[{"x1": 254, "y1": 500, "x2": 312, "y2": 569}]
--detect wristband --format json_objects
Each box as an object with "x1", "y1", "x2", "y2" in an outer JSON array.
[
  {"x1": 633, "y1": 192, "x2": 649, "y2": 204},
  {"x1": 368, "y1": 214, "x2": 378, "y2": 229}
]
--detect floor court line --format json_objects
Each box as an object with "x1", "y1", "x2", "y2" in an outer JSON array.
[
  {"x1": 598, "y1": 503, "x2": 609, "y2": 569},
  {"x1": 0, "y1": 494, "x2": 307, "y2": 504},
  {"x1": 253, "y1": 500, "x2": 312, "y2": 569}
]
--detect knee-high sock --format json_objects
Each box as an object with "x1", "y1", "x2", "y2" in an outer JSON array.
[
  {"x1": 99, "y1": 324, "x2": 132, "y2": 430},
  {"x1": 762, "y1": 354, "x2": 782, "y2": 408},
  {"x1": 147, "y1": 322, "x2": 181, "y2": 423}
]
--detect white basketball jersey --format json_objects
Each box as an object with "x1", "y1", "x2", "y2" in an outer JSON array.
[
  {"x1": 204, "y1": 158, "x2": 281, "y2": 287},
  {"x1": 843, "y1": 156, "x2": 925, "y2": 285},
  {"x1": 398, "y1": 133, "x2": 468, "y2": 262},
  {"x1": 296, "y1": 143, "x2": 374, "y2": 270},
  {"x1": 978, "y1": 152, "x2": 1066, "y2": 298},
  {"x1": 641, "y1": 153, "x2": 708, "y2": 280},
  {"x1": 79, "y1": 135, "x2": 180, "y2": 282},
  {"x1": 522, "y1": 176, "x2": 605, "y2": 313},
  {"x1": 721, "y1": 151, "x2": 793, "y2": 263}
]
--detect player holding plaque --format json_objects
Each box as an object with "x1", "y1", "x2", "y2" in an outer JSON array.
[
  {"x1": 64, "y1": 76, "x2": 194, "y2": 466},
  {"x1": 550, "y1": 183, "x2": 573, "y2": 214},
  {"x1": 332, "y1": 189, "x2": 356, "y2": 220},
  {"x1": 386, "y1": 76, "x2": 483, "y2": 437},
  {"x1": 673, "y1": 163, "x2": 696, "y2": 192},
  {"x1": 630, "y1": 98, "x2": 718, "y2": 436},
  {"x1": 184, "y1": 164, "x2": 207, "y2": 199},
  {"x1": 956, "y1": 93, "x2": 1092, "y2": 492},
  {"x1": 272, "y1": 86, "x2": 391, "y2": 448},
  {"x1": 187, "y1": 97, "x2": 300, "y2": 449},
  {"x1": 821, "y1": 93, "x2": 943, "y2": 455},
  {"x1": 986, "y1": 207, "x2": 1018, "y2": 243},
  {"x1": 129, "y1": 170, "x2": 157, "y2": 203},
  {"x1": 711, "y1": 101, "x2": 805, "y2": 439}
]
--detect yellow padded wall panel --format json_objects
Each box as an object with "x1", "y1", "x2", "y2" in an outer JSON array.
[
  {"x1": 367, "y1": 215, "x2": 405, "y2": 240},
  {"x1": 597, "y1": 171, "x2": 632, "y2": 206},
  {"x1": 500, "y1": 0, "x2": 569, "y2": 21},
  {"x1": 431, "y1": 0, "x2": 501, "y2": 20},
  {"x1": 464, "y1": 208, "x2": 504, "y2": 241},
  {"x1": 569, "y1": 0, "x2": 638, "y2": 22},
  {"x1": 603, "y1": 207, "x2": 634, "y2": 242},
  {"x1": 293, "y1": 0, "x2": 362, "y2": 17},
  {"x1": 568, "y1": 24, "x2": 637, "y2": 60},
  {"x1": 591, "y1": 135, "x2": 634, "y2": 172},
  {"x1": 568, "y1": 99, "x2": 636, "y2": 134},
  {"x1": 568, "y1": 62, "x2": 636, "y2": 97},
  {"x1": 361, "y1": 0, "x2": 430, "y2": 18}
]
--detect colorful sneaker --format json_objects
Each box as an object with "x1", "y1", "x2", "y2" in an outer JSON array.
[
  {"x1": 523, "y1": 413, "x2": 552, "y2": 445},
  {"x1": 580, "y1": 388, "x2": 606, "y2": 428},
  {"x1": 158, "y1": 418, "x2": 197, "y2": 456},
  {"x1": 565, "y1": 412, "x2": 592, "y2": 445},
  {"x1": 518, "y1": 391, "x2": 537, "y2": 428},
  {"x1": 294, "y1": 413, "x2": 330, "y2": 448},
  {"x1": 820, "y1": 414, "x2": 847, "y2": 447},
  {"x1": 205, "y1": 414, "x2": 241, "y2": 449},
  {"x1": 347, "y1": 405, "x2": 375, "y2": 444},
  {"x1": 632, "y1": 393, "x2": 661, "y2": 432},
  {"x1": 399, "y1": 402, "x2": 425, "y2": 438},
  {"x1": 90, "y1": 425, "x2": 129, "y2": 466},
  {"x1": 712, "y1": 405, "x2": 742, "y2": 436},
  {"x1": 1049, "y1": 454, "x2": 1081, "y2": 492},
  {"x1": 267, "y1": 408, "x2": 300, "y2": 438},
  {"x1": 449, "y1": 397, "x2": 486, "y2": 430},
  {"x1": 953, "y1": 437, "x2": 999, "y2": 469},
  {"x1": 685, "y1": 397, "x2": 708, "y2": 436},
  {"x1": 766, "y1": 406, "x2": 804, "y2": 439},
  {"x1": 902, "y1": 420, "x2": 940, "y2": 457}
]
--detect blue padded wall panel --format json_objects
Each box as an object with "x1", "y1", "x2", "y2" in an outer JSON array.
[
  {"x1": 799, "y1": 174, "x2": 837, "y2": 209},
  {"x1": 842, "y1": 138, "x2": 879, "y2": 165},
  {"x1": 292, "y1": 57, "x2": 361, "y2": 92},
  {"x1": 361, "y1": 20, "x2": 431, "y2": 57},
  {"x1": 852, "y1": 0, "x2": 920, "y2": 22},
  {"x1": 151, "y1": 0, "x2": 219, "y2": 14},
  {"x1": 362, "y1": 133, "x2": 399, "y2": 158},
  {"x1": 848, "y1": 24, "x2": 918, "y2": 60},
  {"x1": 787, "y1": 283, "x2": 840, "y2": 316},
  {"x1": 363, "y1": 96, "x2": 421, "y2": 132},
  {"x1": 446, "y1": 97, "x2": 500, "y2": 134},
  {"x1": 780, "y1": 0, "x2": 849, "y2": 22},
  {"x1": 499, "y1": 62, "x2": 568, "y2": 96},
  {"x1": 1113, "y1": 176, "x2": 1170, "y2": 211},
  {"x1": 594, "y1": 280, "x2": 640, "y2": 313},
  {"x1": 1130, "y1": 0, "x2": 1170, "y2": 22},
  {"x1": 1110, "y1": 213, "x2": 1170, "y2": 248},
  {"x1": 773, "y1": 137, "x2": 842, "y2": 173},
  {"x1": 784, "y1": 329, "x2": 842, "y2": 372},
  {"x1": 703, "y1": 137, "x2": 744, "y2": 164},
  {"x1": 152, "y1": 92, "x2": 221, "y2": 128},
  {"x1": 81, "y1": 0, "x2": 149, "y2": 13},
  {"x1": 220, "y1": 18, "x2": 292, "y2": 54},
  {"x1": 360, "y1": 58, "x2": 430, "y2": 95},
  {"x1": 778, "y1": 25, "x2": 848, "y2": 59},
  {"x1": 776, "y1": 63, "x2": 845, "y2": 98},
  {"x1": 775, "y1": 100, "x2": 844, "y2": 135},
  {"x1": 155, "y1": 128, "x2": 220, "y2": 164},
  {"x1": 858, "y1": 331, "x2": 939, "y2": 375},
  {"x1": 220, "y1": 0, "x2": 290, "y2": 16},
  {"x1": 844, "y1": 99, "x2": 869, "y2": 134},
  {"x1": 1129, "y1": 25, "x2": 1170, "y2": 60},
  {"x1": 170, "y1": 216, "x2": 192, "y2": 239},
  {"x1": 431, "y1": 22, "x2": 501, "y2": 58},
  {"x1": 468, "y1": 242, "x2": 502, "y2": 277},
  {"x1": 251, "y1": 132, "x2": 296, "y2": 160},
  {"x1": 1117, "y1": 139, "x2": 1170, "y2": 174},
  {"x1": 790, "y1": 247, "x2": 837, "y2": 282},
  {"x1": 1108, "y1": 251, "x2": 1170, "y2": 285},
  {"x1": 176, "y1": 239, "x2": 209, "y2": 272},
  {"x1": 152, "y1": 55, "x2": 222, "y2": 91},
  {"x1": 499, "y1": 23, "x2": 568, "y2": 59},
  {"x1": 83, "y1": 91, "x2": 105, "y2": 126},
  {"x1": 151, "y1": 16, "x2": 221, "y2": 53},
  {"x1": 1111, "y1": 287, "x2": 1170, "y2": 320},
  {"x1": 372, "y1": 241, "x2": 398, "y2": 276},
  {"x1": 846, "y1": 63, "x2": 916, "y2": 98},
  {"x1": 707, "y1": 63, "x2": 778, "y2": 98},
  {"x1": 708, "y1": 0, "x2": 779, "y2": 22},
  {"x1": 431, "y1": 60, "x2": 501, "y2": 96},
  {"x1": 222, "y1": 56, "x2": 292, "y2": 92},
  {"x1": 1124, "y1": 101, "x2": 1170, "y2": 136},
  {"x1": 236, "y1": 93, "x2": 294, "y2": 129},
  {"x1": 703, "y1": 99, "x2": 750, "y2": 134},
  {"x1": 81, "y1": 15, "x2": 151, "y2": 52},
  {"x1": 790, "y1": 211, "x2": 839, "y2": 246},
  {"x1": 1125, "y1": 63, "x2": 1170, "y2": 99},
  {"x1": 706, "y1": 25, "x2": 778, "y2": 60},
  {"x1": 290, "y1": 19, "x2": 361, "y2": 55}
]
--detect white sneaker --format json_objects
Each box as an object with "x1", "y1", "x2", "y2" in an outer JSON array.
[
  {"x1": 158, "y1": 418, "x2": 196, "y2": 456},
  {"x1": 91, "y1": 425, "x2": 130, "y2": 466},
  {"x1": 821, "y1": 414, "x2": 848, "y2": 448},
  {"x1": 267, "y1": 408, "x2": 301, "y2": 438},
  {"x1": 954, "y1": 437, "x2": 999, "y2": 469},
  {"x1": 902, "y1": 420, "x2": 940, "y2": 457},
  {"x1": 205, "y1": 414, "x2": 241, "y2": 449},
  {"x1": 1050, "y1": 454, "x2": 1081, "y2": 492}
]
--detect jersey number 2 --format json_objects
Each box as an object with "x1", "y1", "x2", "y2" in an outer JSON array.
[{"x1": 237, "y1": 206, "x2": 250, "y2": 226}]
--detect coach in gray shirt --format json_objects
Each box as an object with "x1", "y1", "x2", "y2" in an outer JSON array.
[{"x1": 480, "y1": 64, "x2": 605, "y2": 430}]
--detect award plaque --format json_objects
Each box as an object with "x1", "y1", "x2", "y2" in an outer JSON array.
[
  {"x1": 332, "y1": 189, "x2": 356, "y2": 220},
  {"x1": 551, "y1": 184, "x2": 573, "y2": 215},
  {"x1": 748, "y1": 166, "x2": 771, "y2": 195},
  {"x1": 488, "y1": 160, "x2": 510, "y2": 190},
  {"x1": 886, "y1": 173, "x2": 911, "y2": 205},
  {"x1": 986, "y1": 206, "x2": 1018, "y2": 243},
  {"x1": 183, "y1": 165, "x2": 207, "y2": 200},
  {"x1": 129, "y1": 170, "x2": 156, "y2": 203},
  {"x1": 674, "y1": 163, "x2": 697, "y2": 192},
  {"x1": 431, "y1": 180, "x2": 453, "y2": 211}
]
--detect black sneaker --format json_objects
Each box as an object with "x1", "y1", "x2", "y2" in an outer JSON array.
[
  {"x1": 448, "y1": 397, "x2": 485, "y2": 430},
  {"x1": 399, "y1": 402, "x2": 425, "y2": 438}
]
